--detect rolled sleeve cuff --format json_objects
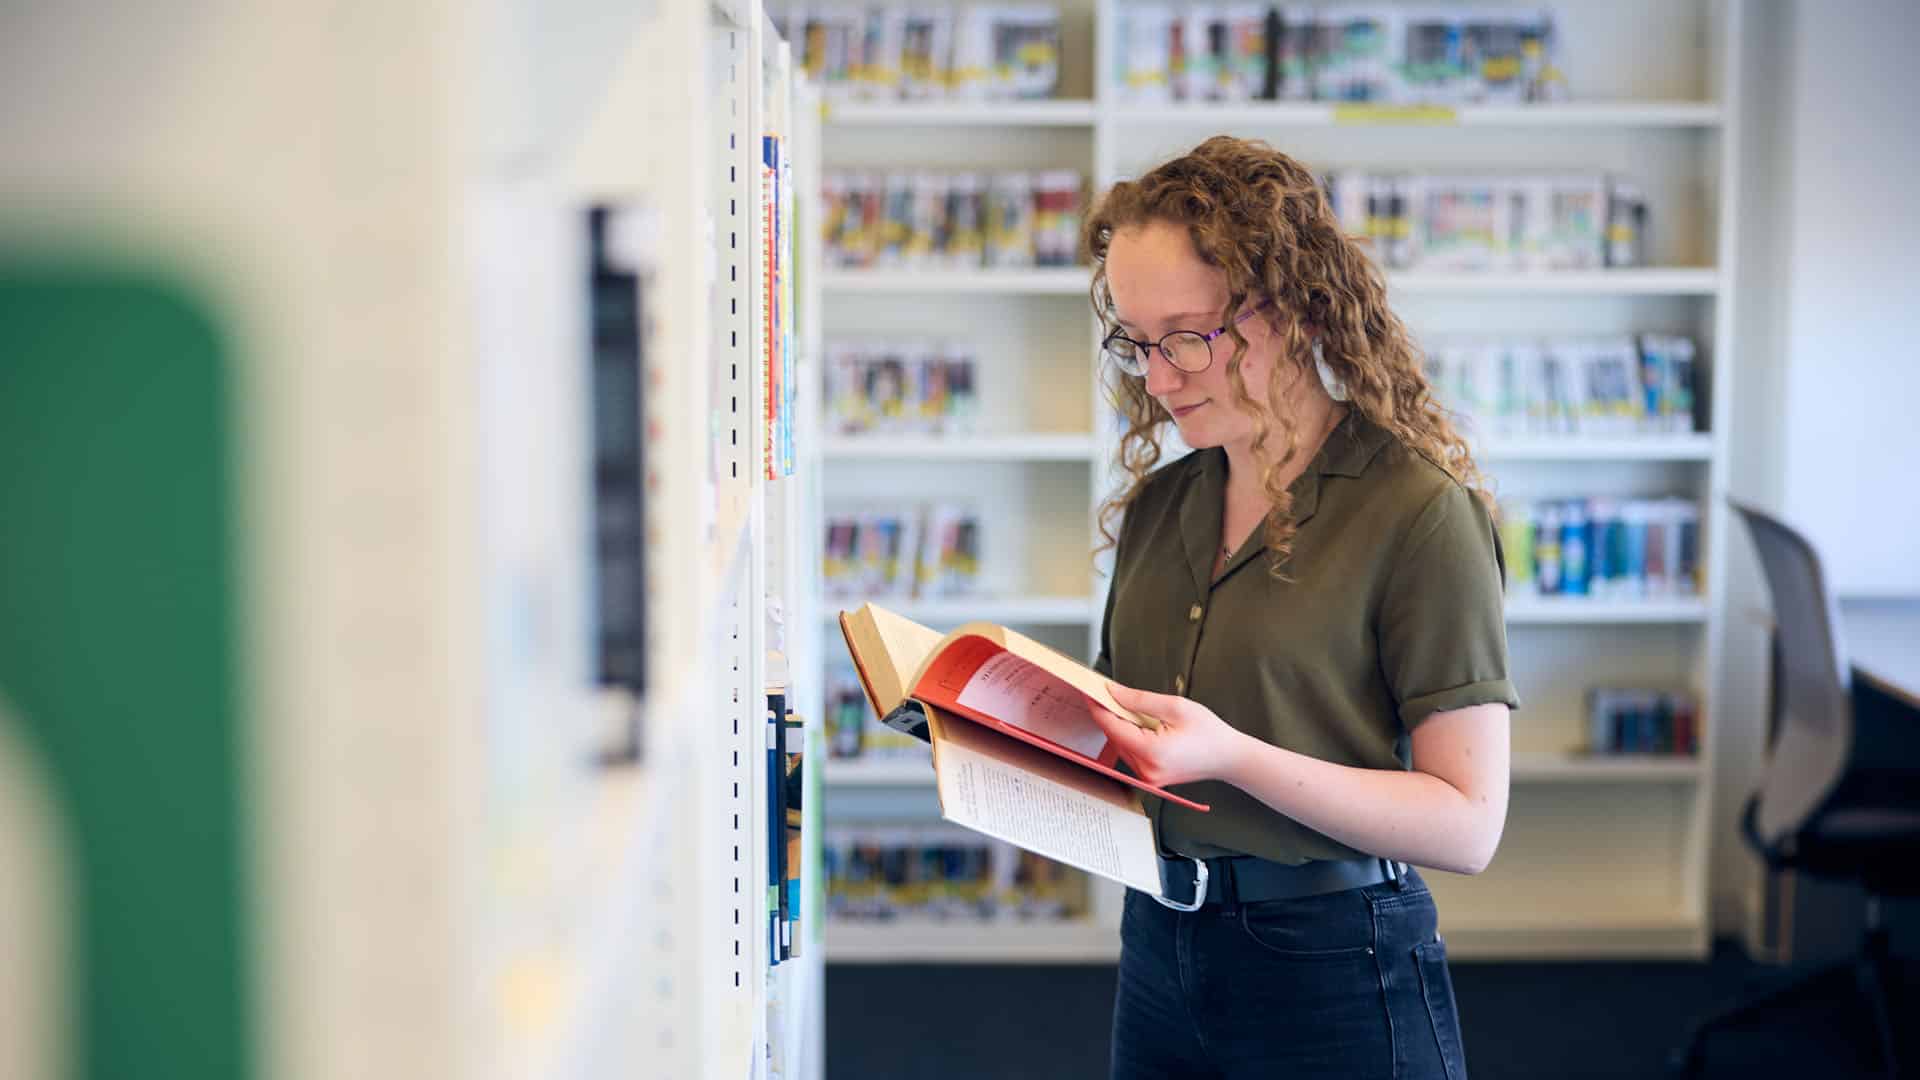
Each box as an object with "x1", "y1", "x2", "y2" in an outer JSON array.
[{"x1": 1399, "y1": 679, "x2": 1520, "y2": 729}]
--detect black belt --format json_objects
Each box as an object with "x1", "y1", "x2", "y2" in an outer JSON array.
[{"x1": 1154, "y1": 853, "x2": 1404, "y2": 912}]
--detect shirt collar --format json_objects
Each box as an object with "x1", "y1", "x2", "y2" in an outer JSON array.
[
  {"x1": 1317, "y1": 407, "x2": 1391, "y2": 478},
  {"x1": 1177, "y1": 408, "x2": 1390, "y2": 590}
]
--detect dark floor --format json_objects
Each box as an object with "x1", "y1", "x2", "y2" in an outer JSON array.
[{"x1": 826, "y1": 941, "x2": 1914, "y2": 1079}]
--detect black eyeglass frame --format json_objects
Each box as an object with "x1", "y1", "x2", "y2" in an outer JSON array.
[{"x1": 1101, "y1": 299, "x2": 1275, "y2": 377}]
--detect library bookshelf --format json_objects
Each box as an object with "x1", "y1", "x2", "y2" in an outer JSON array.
[{"x1": 812, "y1": 0, "x2": 1744, "y2": 965}]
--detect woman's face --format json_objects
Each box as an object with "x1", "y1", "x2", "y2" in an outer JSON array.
[{"x1": 1104, "y1": 221, "x2": 1282, "y2": 453}]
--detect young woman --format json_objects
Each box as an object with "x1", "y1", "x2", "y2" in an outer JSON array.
[{"x1": 1083, "y1": 136, "x2": 1518, "y2": 1080}]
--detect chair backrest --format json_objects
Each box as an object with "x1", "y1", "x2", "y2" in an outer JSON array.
[{"x1": 1730, "y1": 499, "x2": 1854, "y2": 846}]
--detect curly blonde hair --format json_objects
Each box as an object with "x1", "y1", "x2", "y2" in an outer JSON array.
[{"x1": 1086, "y1": 135, "x2": 1490, "y2": 574}]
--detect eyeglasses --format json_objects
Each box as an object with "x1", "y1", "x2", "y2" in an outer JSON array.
[{"x1": 1101, "y1": 300, "x2": 1273, "y2": 377}]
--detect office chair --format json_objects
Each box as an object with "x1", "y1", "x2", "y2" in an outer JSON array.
[{"x1": 1672, "y1": 500, "x2": 1920, "y2": 1078}]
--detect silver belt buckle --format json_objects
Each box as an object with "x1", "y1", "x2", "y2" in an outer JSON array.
[{"x1": 1153, "y1": 855, "x2": 1209, "y2": 912}]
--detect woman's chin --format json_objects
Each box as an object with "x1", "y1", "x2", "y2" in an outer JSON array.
[{"x1": 1169, "y1": 416, "x2": 1219, "y2": 448}]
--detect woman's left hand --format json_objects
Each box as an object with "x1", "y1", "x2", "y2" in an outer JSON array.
[{"x1": 1091, "y1": 682, "x2": 1255, "y2": 788}]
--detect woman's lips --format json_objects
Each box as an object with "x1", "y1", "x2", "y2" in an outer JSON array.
[{"x1": 1170, "y1": 401, "x2": 1206, "y2": 418}]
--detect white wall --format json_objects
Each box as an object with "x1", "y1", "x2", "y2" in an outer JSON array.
[
  {"x1": 1773, "y1": 0, "x2": 1920, "y2": 596},
  {"x1": 1717, "y1": 0, "x2": 1920, "y2": 945}
]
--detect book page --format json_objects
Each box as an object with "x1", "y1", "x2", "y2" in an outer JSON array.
[
  {"x1": 930, "y1": 707, "x2": 1161, "y2": 896},
  {"x1": 943, "y1": 644, "x2": 1109, "y2": 760},
  {"x1": 923, "y1": 621, "x2": 1158, "y2": 732}
]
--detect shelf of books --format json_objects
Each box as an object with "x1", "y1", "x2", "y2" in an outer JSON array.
[
  {"x1": 877, "y1": 596, "x2": 1098, "y2": 625},
  {"x1": 821, "y1": 268, "x2": 1092, "y2": 295},
  {"x1": 825, "y1": 100, "x2": 1100, "y2": 126},
  {"x1": 1385, "y1": 269, "x2": 1721, "y2": 296},
  {"x1": 819, "y1": 725, "x2": 1128, "y2": 963},
  {"x1": 801, "y1": 0, "x2": 1745, "y2": 964},
  {"x1": 823, "y1": 266, "x2": 1723, "y2": 297},
  {"x1": 1112, "y1": 101, "x2": 1725, "y2": 129},
  {"x1": 822, "y1": 433, "x2": 1097, "y2": 462}
]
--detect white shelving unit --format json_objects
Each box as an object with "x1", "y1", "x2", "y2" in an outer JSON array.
[
  {"x1": 821, "y1": 267, "x2": 1092, "y2": 294},
  {"x1": 1477, "y1": 435, "x2": 1716, "y2": 462},
  {"x1": 1115, "y1": 101, "x2": 1725, "y2": 128},
  {"x1": 1505, "y1": 597, "x2": 1713, "y2": 624},
  {"x1": 824, "y1": 758, "x2": 940, "y2": 787},
  {"x1": 890, "y1": 596, "x2": 1098, "y2": 624},
  {"x1": 816, "y1": 0, "x2": 1744, "y2": 963},
  {"x1": 1382, "y1": 268, "x2": 1721, "y2": 295},
  {"x1": 2, "y1": 1, "x2": 825, "y2": 1077},
  {"x1": 826, "y1": 920, "x2": 1122, "y2": 964},
  {"x1": 823, "y1": 433, "x2": 1096, "y2": 461},
  {"x1": 823, "y1": 265, "x2": 1722, "y2": 295},
  {"x1": 1510, "y1": 752, "x2": 1705, "y2": 782},
  {"x1": 578, "y1": 0, "x2": 826, "y2": 1074},
  {"x1": 824, "y1": 100, "x2": 1101, "y2": 126}
]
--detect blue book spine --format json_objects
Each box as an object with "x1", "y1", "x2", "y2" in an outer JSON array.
[
  {"x1": 766, "y1": 707, "x2": 781, "y2": 966},
  {"x1": 1561, "y1": 501, "x2": 1590, "y2": 596},
  {"x1": 1623, "y1": 503, "x2": 1649, "y2": 598},
  {"x1": 1535, "y1": 502, "x2": 1563, "y2": 596}
]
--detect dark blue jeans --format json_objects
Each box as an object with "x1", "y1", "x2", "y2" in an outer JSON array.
[{"x1": 1111, "y1": 868, "x2": 1468, "y2": 1080}]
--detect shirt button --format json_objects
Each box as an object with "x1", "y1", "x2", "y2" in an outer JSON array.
[
  {"x1": 1173, "y1": 675, "x2": 1186, "y2": 694},
  {"x1": 1188, "y1": 603, "x2": 1203, "y2": 622}
]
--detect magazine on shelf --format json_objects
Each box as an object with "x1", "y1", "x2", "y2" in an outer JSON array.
[{"x1": 837, "y1": 602, "x2": 1210, "y2": 899}]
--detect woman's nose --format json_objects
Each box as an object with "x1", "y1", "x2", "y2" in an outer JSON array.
[{"x1": 1143, "y1": 348, "x2": 1185, "y2": 396}]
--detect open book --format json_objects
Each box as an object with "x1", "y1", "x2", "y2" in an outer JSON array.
[{"x1": 838, "y1": 603, "x2": 1208, "y2": 899}]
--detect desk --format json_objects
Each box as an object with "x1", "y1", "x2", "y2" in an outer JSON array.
[{"x1": 1844, "y1": 602, "x2": 1920, "y2": 710}]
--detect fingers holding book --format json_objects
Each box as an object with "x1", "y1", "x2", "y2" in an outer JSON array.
[{"x1": 1096, "y1": 681, "x2": 1257, "y2": 789}]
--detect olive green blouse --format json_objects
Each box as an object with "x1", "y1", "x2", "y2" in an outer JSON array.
[{"x1": 1093, "y1": 409, "x2": 1520, "y2": 865}]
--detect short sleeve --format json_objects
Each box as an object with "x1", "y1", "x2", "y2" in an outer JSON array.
[{"x1": 1378, "y1": 483, "x2": 1520, "y2": 729}]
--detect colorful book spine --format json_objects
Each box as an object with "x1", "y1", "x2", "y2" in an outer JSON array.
[
  {"x1": 1587, "y1": 688, "x2": 1699, "y2": 756},
  {"x1": 780, "y1": 134, "x2": 796, "y2": 477},
  {"x1": 1502, "y1": 497, "x2": 1703, "y2": 600},
  {"x1": 782, "y1": 709, "x2": 805, "y2": 958},
  {"x1": 762, "y1": 135, "x2": 780, "y2": 481},
  {"x1": 770, "y1": 688, "x2": 790, "y2": 962},
  {"x1": 765, "y1": 699, "x2": 782, "y2": 965}
]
